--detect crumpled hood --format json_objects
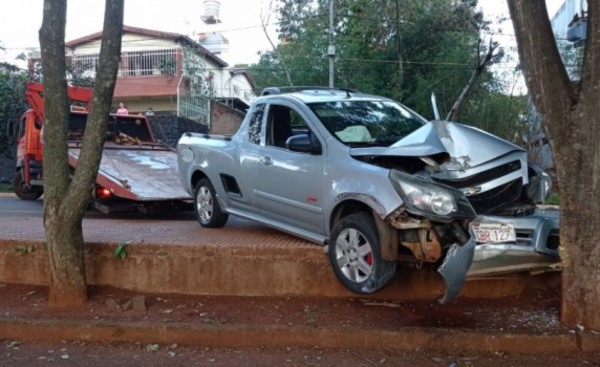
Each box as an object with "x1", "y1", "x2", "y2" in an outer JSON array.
[{"x1": 350, "y1": 120, "x2": 525, "y2": 169}]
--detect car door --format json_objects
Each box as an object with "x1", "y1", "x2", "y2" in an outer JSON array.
[{"x1": 253, "y1": 102, "x2": 326, "y2": 236}]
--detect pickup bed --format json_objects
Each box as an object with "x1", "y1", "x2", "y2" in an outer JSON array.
[{"x1": 177, "y1": 87, "x2": 559, "y2": 303}]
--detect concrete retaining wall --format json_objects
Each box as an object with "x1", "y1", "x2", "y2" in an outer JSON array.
[{"x1": 0, "y1": 239, "x2": 560, "y2": 300}]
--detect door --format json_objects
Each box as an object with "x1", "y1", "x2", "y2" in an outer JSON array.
[{"x1": 254, "y1": 103, "x2": 326, "y2": 235}]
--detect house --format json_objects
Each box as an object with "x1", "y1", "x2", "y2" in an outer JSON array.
[{"x1": 28, "y1": 25, "x2": 255, "y2": 145}]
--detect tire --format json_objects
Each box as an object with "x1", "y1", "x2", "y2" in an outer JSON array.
[
  {"x1": 12, "y1": 171, "x2": 43, "y2": 201},
  {"x1": 328, "y1": 212, "x2": 397, "y2": 294},
  {"x1": 194, "y1": 178, "x2": 228, "y2": 228}
]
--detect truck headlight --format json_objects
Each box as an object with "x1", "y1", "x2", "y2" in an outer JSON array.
[
  {"x1": 389, "y1": 170, "x2": 476, "y2": 222},
  {"x1": 430, "y1": 192, "x2": 455, "y2": 215}
]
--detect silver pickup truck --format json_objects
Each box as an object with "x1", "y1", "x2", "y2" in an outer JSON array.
[{"x1": 177, "y1": 87, "x2": 559, "y2": 303}]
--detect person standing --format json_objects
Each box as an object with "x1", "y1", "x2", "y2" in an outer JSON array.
[{"x1": 116, "y1": 102, "x2": 128, "y2": 115}]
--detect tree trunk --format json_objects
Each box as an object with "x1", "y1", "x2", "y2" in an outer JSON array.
[
  {"x1": 44, "y1": 208, "x2": 87, "y2": 306},
  {"x1": 39, "y1": 0, "x2": 124, "y2": 308},
  {"x1": 507, "y1": 0, "x2": 600, "y2": 330}
]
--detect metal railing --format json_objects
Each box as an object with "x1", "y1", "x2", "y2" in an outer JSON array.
[{"x1": 71, "y1": 48, "x2": 178, "y2": 77}]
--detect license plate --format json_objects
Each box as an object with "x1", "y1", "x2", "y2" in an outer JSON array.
[{"x1": 471, "y1": 222, "x2": 516, "y2": 243}]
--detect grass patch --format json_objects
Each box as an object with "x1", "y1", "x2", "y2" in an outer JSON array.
[
  {"x1": 0, "y1": 182, "x2": 13, "y2": 192},
  {"x1": 546, "y1": 192, "x2": 559, "y2": 205}
]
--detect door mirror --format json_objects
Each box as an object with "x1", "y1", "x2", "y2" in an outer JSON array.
[{"x1": 286, "y1": 133, "x2": 321, "y2": 154}]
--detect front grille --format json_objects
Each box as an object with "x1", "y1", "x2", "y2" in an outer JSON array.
[
  {"x1": 514, "y1": 228, "x2": 560, "y2": 252},
  {"x1": 435, "y1": 160, "x2": 522, "y2": 189},
  {"x1": 434, "y1": 160, "x2": 523, "y2": 214},
  {"x1": 466, "y1": 178, "x2": 523, "y2": 214}
]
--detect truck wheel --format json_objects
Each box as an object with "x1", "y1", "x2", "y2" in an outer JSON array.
[
  {"x1": 12, "y1": 171, "x2": 43, "y2": 201},
  {"x1": 329, "y1": 212, "x2": 397, "y2": 294},
  {"x1": 194, "y1": 178, "x2": 228, "y2": 228}
]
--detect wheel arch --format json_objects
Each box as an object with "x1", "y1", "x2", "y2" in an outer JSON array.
[
  {"x1": 190, "y1": 170, "x2": 208, "y2": 191},
  {"x1": 329, "y1": 195, "x2": 399, "y2": 262}
]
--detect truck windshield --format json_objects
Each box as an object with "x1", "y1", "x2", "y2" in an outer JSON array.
[{"x1": 308, "y1": 100, "x2": 427, "y2": 147}]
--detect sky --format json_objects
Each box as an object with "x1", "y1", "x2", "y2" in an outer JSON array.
[
  {"x1": 0, "y1": 0, "x2": 279, "y2": 67},
  {"x1": 0, "y1": 0, "x2": 567, "y2": 69}
]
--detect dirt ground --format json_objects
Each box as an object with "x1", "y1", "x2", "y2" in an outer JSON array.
[{"x1": 1, "y1": 283, "x2": 599, "y2": 366}]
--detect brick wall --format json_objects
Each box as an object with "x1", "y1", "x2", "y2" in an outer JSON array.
[{"x1": 209, "y1": 101, "x2": 245, "y2": 136}]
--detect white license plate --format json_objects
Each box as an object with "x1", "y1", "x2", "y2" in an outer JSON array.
[{"x1": 471, "y1": 222, "x2": 516, "y2": 243}]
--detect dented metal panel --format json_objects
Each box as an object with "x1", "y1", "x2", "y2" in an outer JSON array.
[{"x1": 69, "y1": 147, "x2": 192, "y2": 201}]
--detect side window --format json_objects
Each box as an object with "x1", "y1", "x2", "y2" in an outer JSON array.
[
  {"x1": 266, "y1": 104, "x2": 310, "y2": 148},
  {"x1": 248, "y1": 103, "x2": 265, "y2": 145}
]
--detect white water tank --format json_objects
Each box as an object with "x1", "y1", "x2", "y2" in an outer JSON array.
[{"x1": 202, "y1": 0, "x2": 221, "y2": 24}]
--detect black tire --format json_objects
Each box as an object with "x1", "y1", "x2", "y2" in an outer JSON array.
[
  {"x1": 328, "y1": 212, "x2": 397, "y2": 294},
  {"x1": 194, "y1": 178, "x2": 228, "y2": 228},
  {"x1": 12, "y1": 171, "x2": 43, "y2": 201}
]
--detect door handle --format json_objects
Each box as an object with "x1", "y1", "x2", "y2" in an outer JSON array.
[{"x1": 259, "y1": 156, "x2": 273, "y2": 166}]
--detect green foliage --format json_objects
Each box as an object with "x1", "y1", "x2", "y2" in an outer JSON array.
[
  {"x1": 31, "y1": 61, "x2": 95, "y2": 88},
  {"x1": 15, "y1": 245, "x2": 35, "y2": 255},
  {"x1": 247, "y1": 0, "x2": 527, "y2": 141},
  {"x1": 0, "y1": 68, "x2": 27, "y2": 157},
  {"x1": 183, "y1": 46, "x2": 214, "y2": 97},
  {"x1": 546, "y1": 193, "x2": 559, "y2": 205},
  {"x1": 112, "y1": 241, "x2": 131, "y2": 260}
]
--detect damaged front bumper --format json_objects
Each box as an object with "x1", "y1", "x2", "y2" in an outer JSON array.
[
  {"x1": 467, "y1": 207, "x2": 561, "y2": 277},
  {"x1": 436, "y1": 233, "x2": 476, "y2": 304},
  {"x1": 467, "y1": 243, "x2": 560, "y2": 277}
]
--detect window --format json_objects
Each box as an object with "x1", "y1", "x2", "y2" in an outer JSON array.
[
  {"x1": 308, "y1": 100, "x2": 426, "y2": 147},
  {"x1": 266, "y1": 105, "x2": 310, "y2": 148},
  {"x1": 248, "y1": 103, "x2": 265, "y2": 145}
]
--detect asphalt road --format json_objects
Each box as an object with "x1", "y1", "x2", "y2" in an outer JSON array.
[
  {"x1": 0, "y1": 195, "x2": 43, "y2": 218},
  {"x1": 0, "y1": 195, "x2": 197, "y2": 221}
]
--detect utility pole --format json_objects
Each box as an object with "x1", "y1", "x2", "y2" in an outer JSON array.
[{"x1": 328, "y1": 0, "x2": 335, "y2": 87}]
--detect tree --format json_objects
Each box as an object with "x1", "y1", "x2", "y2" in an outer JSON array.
[
  {"x1": 0, "y1": 66, "x2": 27, "y2": 156},
  {"x1": 39, "y1": 0, "x2": 124, "y2": 307},
  {"x1": 248, "y1": 0, "x2": 527, "y2": 143},
  {"x1": 507, "y1": 0, "x2": 600, "y2": 329}
]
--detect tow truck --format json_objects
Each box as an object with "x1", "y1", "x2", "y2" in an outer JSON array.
[{"x1": 13, "y1": 82, "x2": 192, "y2": 214}]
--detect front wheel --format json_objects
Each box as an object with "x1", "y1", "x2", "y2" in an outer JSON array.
[
  {"x1": 12, "y1": 171, "x2": 43, "y2": 201},
  {"x1": 328, "y1": 212, "x2": 397, "y2": 294},
  {"x1": 194, "y1": 178, "x2": 228, "y2": 228}
]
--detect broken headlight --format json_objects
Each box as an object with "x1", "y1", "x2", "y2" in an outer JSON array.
[{"x1": 389, "y1": 170, "x2": 476, "y2": 222}]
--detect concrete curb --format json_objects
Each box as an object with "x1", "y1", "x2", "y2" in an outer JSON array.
[
  {"x1": 0, "y1": 238, "x2": 560, "y2": 300},
  {"x1": 1, "y1": 317, "x2": 596, "y2": 354}
]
